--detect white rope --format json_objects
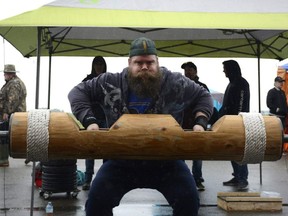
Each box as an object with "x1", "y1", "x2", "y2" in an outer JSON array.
[
  {"x1": 26, "y1": 109, "x2": 50, "y2": 162},
  {"x1": 238, "y1": 112, "x2": 267, "y2": 164}
]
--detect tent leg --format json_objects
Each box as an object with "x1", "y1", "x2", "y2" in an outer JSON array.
[
  {"x1": 29, "y1": 26, "x2": 42, "y2": 216},
  {"x1": 259, "y1": 163, "x2": 262, "y2": 185},
  {"x1": 30, "y1": 162, "x2": 36, "y2": 216}
]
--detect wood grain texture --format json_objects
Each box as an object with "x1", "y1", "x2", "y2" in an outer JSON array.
[{"x1": 9, "y1": 113, "x2": 283, "y2": 161}]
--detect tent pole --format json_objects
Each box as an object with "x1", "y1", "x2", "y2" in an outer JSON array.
[
  {"x1": 47, "y1": 53, "x2": 51, "y2": 109},
  {"x1": 30, "y1": 27, "x2": 42, "y2": 216},
  {"x1": 257, "y1": 41, "x2": 261, "y2": 113},
  {"x1": 257, "y1": 41, "x2": 263, "y2": 185},
  {"x1": 35, "y1": 27, "x2": 41, "y2": 109}
]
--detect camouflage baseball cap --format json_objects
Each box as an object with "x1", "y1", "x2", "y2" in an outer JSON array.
[
  {"x1": 129, "y1": 37, "x2": 157, "y2": 57},
  {"x1": 1, "y1": 64, "x2": 18, "y2": 73}
]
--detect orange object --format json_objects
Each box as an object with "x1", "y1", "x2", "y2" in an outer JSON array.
[{"x1": 277, "y1": 66, "x2": 288, "y2": 152}]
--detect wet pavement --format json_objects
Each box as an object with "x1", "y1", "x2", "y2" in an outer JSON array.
[{"x1": 1, "y1": 156, "x2": 288, "y2": 216}]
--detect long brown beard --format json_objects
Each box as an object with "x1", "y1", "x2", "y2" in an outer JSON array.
[{"x1": 128, "y1": 68, "x2": 162, "y2": 98}]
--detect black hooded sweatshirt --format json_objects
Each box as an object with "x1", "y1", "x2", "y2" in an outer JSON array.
[{"x1": 219, "y1": 61, "x2": 250, "y2": 117}]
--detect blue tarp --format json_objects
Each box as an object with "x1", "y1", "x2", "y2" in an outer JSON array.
[
  {"x1": 280, "y1": 63, "x2": 288, "y2": 70},
  {"x1": 210, "y1": 89, "x2": 224, "y2": 111}
]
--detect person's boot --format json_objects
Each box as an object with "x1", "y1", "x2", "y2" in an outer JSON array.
[
  {"x1": 82, "y1": 181, "x2": 91, "y2": 190},
  {"x1": 237, "y1": 180, "x2": 249, "y2": 190},
  {"x1": 0, "y1": 143, "x2": 9, "y2": 167},
  {"x1": 223, "y1": 177, "x2": 239, "y2": 186},
  {"x1": 0, "y1": 160, "x2": 9, "y2": 167},
  {"x1": 24, "y1": 159, "x2": 30, "y2": 165},
  {"x1": 82, "y1": 174, "x2": 92, "y2": 190},
  {"x1": 195, "y1": 179, "x2": 205, "y2": 191}
]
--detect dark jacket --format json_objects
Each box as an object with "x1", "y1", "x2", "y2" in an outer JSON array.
[
  {"x1": 194, "y1": 76, "x2": 209, "y2": 92},
  {"x1": 82, "y1": 73, "x2": 98, "y2": 82},
  {"x1": 182, "y1": 76, "x2": 218, "y2": 128},
  {"x1": 68, "y1": 67, "x2": 213, "y2": 128},
  {"x1": 219, "y1": 76, "x2": 250, "y2": 116},
  {"x1": 266, "y1": 87, "x2": 288, "y2": 117}
]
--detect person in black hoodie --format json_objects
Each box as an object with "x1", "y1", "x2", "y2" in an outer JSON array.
[
  {"x1": 266, "y1": 76, "x2": 288, "y2": 129},
  {"x1": 82, "y1": 56, "x2": 107, "y2": 190},
  {"x1": 220, "y1": 60, "x2": 250, "y2": 190},
  {"x1": 83, "y1": 56, "x2": 107, "y2": 81}
]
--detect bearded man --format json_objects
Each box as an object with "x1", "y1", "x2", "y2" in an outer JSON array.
[{"x1": 68, "y1": 37, "x2": 213, "y2": 216}]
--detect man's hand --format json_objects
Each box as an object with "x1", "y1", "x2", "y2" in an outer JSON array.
[
  {"x1": 87, "y1": 123, "x2": 99, "y2": 131},
  {"x1": 193, "y1": 124, "x2": 205, "y2": 132},
  {"x1": 194, "y1": 111, "x2": 209, "y2": 131}
]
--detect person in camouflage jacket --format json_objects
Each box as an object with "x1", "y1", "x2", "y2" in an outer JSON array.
[
  {"x1": 0, "y1": 64, "x2": 27, "y2": 121},
  {"x1": 0, "y1": 64, "x2": 26, "y2": 166}
]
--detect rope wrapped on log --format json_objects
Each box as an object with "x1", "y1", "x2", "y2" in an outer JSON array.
[
  {"x1": 26, "y1": 109, "x2": 50, "y2": 162},
  {"x1": 9, "y1": 110, "x2": 283, "y2": 162},
  {"x1": 238, "y1": 113, "x2": 266, "y2": 165}
]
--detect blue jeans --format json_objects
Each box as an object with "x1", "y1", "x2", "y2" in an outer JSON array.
[
  {"x1": 192, "y1": 160, "x2": 202, "y2": 182},
  {"x1": 85, "y1": 159, "x2": 95, "y2": 183},
  {"x1": 85, "y1": 160, "x2": 199, "y2": 216},
  {"x1": 231, "y1": 161, "x2": 248, "y2": 182},
  {"x1": 84, "y1": 119, "x2": 107, "y2": 183}
]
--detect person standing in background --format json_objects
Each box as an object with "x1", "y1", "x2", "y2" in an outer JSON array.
[
  {"x1": 82, "y1": 56, "x2": 107, "y2": 190},
  {"x1": 0, "y1": 64, "x2": 27, "y2": 167},
  {"x1": 181, "y1": 61, "x2": 209, "y2": 191},
  {"x1": 266, "y1": 76, "x2": 288, "y2": 130},
  {"x1": 220, "y1": 60, "x2": 250, "y2": 190},
  {"x1": 82, "y1": 56, "x2": 107, "y2": 82}
]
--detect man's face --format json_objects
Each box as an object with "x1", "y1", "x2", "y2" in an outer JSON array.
[
  {"x1": 223, "y1": 66, "x2": 229, "y2": 78},
  {"x1": 275, "y1": 81, "x2": 284, "y2": 88},
  {"x1": 184, "y1": 66, "x2": 197, "y2": 80},
  {"x1": 4, "y1": 72, "x2": 14, "y2": 82},
  {"x1": 127, "y1": 55, "x2": 162, "y2": 98},
  {"x1": 93, "y1": 63, "x2": 105, "y2": 76},
  {"x1": 128, "y1": 55, "x2": 159, "y2": 77}
]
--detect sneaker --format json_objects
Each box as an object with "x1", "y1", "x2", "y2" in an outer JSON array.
[
  {"x1": 196, "y1": 181, "x2": 205, "y2": 191},
  {"x1": 82, "y1": 182, "x2": 91, "y2": 190},
  {"x1": 24, "y1": 159, "x2": 30, "y2": 165},
  {"x1": 237, "y1": 181, "x2": 248, "y2": 190},
  {"x1": 223, "y1": 177, "x2": 239, "y2": 186}
]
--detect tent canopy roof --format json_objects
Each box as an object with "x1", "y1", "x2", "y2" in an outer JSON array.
[{"x1": 0, "y1": 0, "x2": 287, "y2": 58}]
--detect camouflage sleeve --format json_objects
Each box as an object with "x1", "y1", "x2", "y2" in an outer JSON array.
[
  {"x1": 3, "y1": 82, "x2": 23, "y2": 115},
  {"x1": 0, "y1": 90, "x2": 4, "y2": 112}
]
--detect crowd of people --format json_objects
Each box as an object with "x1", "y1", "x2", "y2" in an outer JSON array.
[{"x1": 1, "y1": 37, "x2": 287, "y2": 216}]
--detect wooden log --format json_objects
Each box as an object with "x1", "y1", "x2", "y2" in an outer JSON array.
[
  {"x1": 9, "y1": 112, "x2": 283, "y2": 161},
  {"x1": 217, "y1": 192, "x2": 282, "y2": 212}
]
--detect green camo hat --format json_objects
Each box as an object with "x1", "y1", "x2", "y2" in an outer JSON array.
[{"x1": 129, "y1": 37, "x2": 157, "y2": 57}]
